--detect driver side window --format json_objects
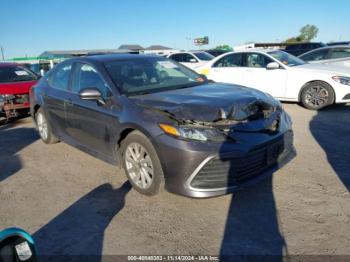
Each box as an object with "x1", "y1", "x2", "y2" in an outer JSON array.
[{"x1": 72, "y1": 63, "x2": 111, "y2": 98}]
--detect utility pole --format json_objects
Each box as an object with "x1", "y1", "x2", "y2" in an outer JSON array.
[{"x1": 0, "y1": 45, "x2": 4, "y2": 61}]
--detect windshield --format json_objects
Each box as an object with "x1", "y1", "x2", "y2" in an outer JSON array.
[
  {"x1": 194, "y1": 52, "x2": 215, "y2": 61},
  {"x1": 104, "y1": 57, "x2": 205, "y2": 96},
  {"x1": 0, "y1": 65, "x2": 38, "y2": 83},
  {"x1": 268, "y1": 50, "x2": 305, "y2": 67}
]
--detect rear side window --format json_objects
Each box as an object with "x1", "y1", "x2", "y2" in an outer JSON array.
[
  {"x1": 213, "y1": 53, "x2": 243, "y2": 67},
  {"x1": 169, "y1": 53, "x2": 197, "y2": 63},
  {"x1": 300, "y1": 49, "x2": 329, "y2": 61},
  {"x1": 169, "y1": 54, "x2": 184, "y2": 62},
  {"x1": 330, "y1": 48, "x2": 350, "y2": 59},
  {"x1": 50, "y1": 63, "x2": 73, "y2": 90},
  {"x1": 0, "y1": 66, "x2": 37, "y2": 83}
]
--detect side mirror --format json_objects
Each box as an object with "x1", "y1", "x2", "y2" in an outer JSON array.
[
  {"x1": 79, "y1": 88, "x2": 105, "y2": 105},
  {"x1": 189, "y1": 58, "x2": 198, "y2": 63},
  {"x1": 0, "y1": 228, "x2": 37, "y2": 262},
  {"x1": 266, "y1": 62, "x2": 280, "y2": 70}
]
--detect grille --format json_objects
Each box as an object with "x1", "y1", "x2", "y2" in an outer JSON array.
[
  {"x1": 14, "y1": 94, "x2": 29, "y2": 104},
  {"x1": 190, "y1": 131, "x2": 293, "y2": 189}
]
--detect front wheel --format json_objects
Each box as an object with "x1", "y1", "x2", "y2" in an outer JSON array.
[
  {"x1": 300, "y1": 81, "x2": 335, "y2": 110},
  {"x1": 120, "y1": 131, "x2": 164, "y2": 196},
  {"x1": 35, "y1": 108, "x2": 59, "y2": 144}
]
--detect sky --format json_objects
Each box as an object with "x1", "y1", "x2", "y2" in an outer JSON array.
[{"x1": 1, "y1": 0, "x2": 350, "y2": 59}]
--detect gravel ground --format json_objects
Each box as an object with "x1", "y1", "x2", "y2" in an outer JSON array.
[{"x1": 0, "y1": 103, "x2": 349, "y2": 260}]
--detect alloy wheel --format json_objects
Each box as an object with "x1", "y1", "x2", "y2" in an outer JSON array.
[
  {"x1": 304, "y1": 85, "x2": 329, "y2": 108},
  {"x1": 125, "y1": 142, "x2": 154, "y2": 189},
  {"x1": 37, "y1": 113, "x2": 48, "y2": 141}
]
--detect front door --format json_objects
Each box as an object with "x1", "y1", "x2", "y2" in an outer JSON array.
[
  {"x1": 66, "y1": 63, "x2": 117, "y2": 157},
  {"x1": 243, "y1": 53, "x2": 287, "y2": 98}
]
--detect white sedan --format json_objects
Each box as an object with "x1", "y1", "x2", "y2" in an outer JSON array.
[
  {"x1": 299, "y1": 45, "x2": 350, "y2": 68},
  {"x1": 196, "y1": 49, "x2": 350, "y2": 110},
  {"x1": 167, "y1": 51, "x2": 214, "y2": 70}
]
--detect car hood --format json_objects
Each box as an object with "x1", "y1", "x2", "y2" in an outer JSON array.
[
  {"x1": 0, "y1": 80, "x2": 37, "y2": 95},
  {"x1": 129, "y1": 83, "x2": 280, "y2": 123},
  {"x1": 294, "y1": 63, "x2": 350, "y2": 76}
]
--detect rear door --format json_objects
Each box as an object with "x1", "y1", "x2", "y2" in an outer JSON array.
[
  {"x1": 207, "y1": 53, "x2": 245, "y2": 85},
  {"x1": 43, "y1": 61, "x2": 73, "y2": 137},
  {"x1": 65, "y1": 62, "x2": 116, "y2": 157},
  {"x1": 243, "y1": 53, "x2": 287, "y2": 98},
  {"x1": 327, "y1": 47, "x2": 350, "y2": 67}
]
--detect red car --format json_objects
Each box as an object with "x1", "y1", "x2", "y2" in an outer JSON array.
[{"x1": 0, "y1": 63, "x2": 39, "y2": 120}]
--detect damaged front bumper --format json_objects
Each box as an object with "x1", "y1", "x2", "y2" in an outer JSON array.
[{"x1": 152, "y1": 110, "x2": 295, "y2": 198}]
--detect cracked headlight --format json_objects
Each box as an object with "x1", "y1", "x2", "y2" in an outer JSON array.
[
  {"x1": 159, "y1": 124, "x2": 227, "y2": 142},
  {"x1": 332, "y1": 76, "x2": 350, "y2": 86}
]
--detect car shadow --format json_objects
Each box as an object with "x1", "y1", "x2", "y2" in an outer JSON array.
[
  {"x1": 219, "y1": 134, "x2": 295, "y2": 261},
  {"x1": 309, "y1": 104, "x2": 350, "y2": 191},
  {"x1": 0, "y1": 125, "x2": 39, "y2": 182},
  {"x1": 33, "y1": 182, "x2": 131, "y2": 262}
]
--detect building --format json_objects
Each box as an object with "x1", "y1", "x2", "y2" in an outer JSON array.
[
  {"x1": 117, "y1": 44, "x2": 144, "y2": 52},
  {"x1": 140, "y1": 45, "x2": 181, "y2": 56}
]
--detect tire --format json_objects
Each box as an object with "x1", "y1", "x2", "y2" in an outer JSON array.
[
  {"x1": 120, "y1": 130, "x2": 164, "y2": 196},
  {"x1": 300, "y1": 81, "x2": 335, "y2": 110},
  {"x1": 35, "y1": 108, "x2": 59, "y2": 144}
]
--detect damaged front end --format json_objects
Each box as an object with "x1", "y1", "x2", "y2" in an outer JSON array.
[
  {"x1": 143, "y1": 97, "x2": 286, "y2": 143},
  {"x1": 0, "y1": 94, "x2": 30, "y2": 121}
]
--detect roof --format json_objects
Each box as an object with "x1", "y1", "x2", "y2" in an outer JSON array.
[
  {"x1": 39, "y1": 49, "x2": 132, "y2": 58},
  {"x1": 0, "y1": 62, "x2": 17, "y2": 67},
  {"x1": 299, "y1": 45, "x2": 350, "y2": 56},
  {"x1": 144, "y1": 45, "x2": 172, "y2": 50},
  {"x1": 118, "y1": 44, "x2": 144, "y2": 51},
  {"x1": 67, "y1": 53, "x2": 160, "y2": 63}
]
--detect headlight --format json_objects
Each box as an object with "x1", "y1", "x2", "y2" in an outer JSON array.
[
  {"x1": 332, "y1": 76, "x2": 350, "y2": 86},
  {"x1": 159, "y1": 124, "x2": 227, "y2": 142}
]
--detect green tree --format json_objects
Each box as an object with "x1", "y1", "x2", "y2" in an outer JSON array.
[
  {"x1": 285, "y1": 24, "x2": 319, "y2": 43},
  {"x1": 213, "y1": 45, "x2": 233, "y2": 51},
  {"x1": 299, "y1": 24, "x2": 319, "y2": 42}
]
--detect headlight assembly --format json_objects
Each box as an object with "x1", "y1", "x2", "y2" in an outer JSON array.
[
  {"x1": 159, "y1": 124, "x2": 228, "y2": 142},
  {"x1": 332, "y1": 76, "x2": 350, "y2": 86}
]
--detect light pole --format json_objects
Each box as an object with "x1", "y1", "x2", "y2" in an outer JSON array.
[{"x1": 0, "y1": 45, "x2": 4, "y2": 61}]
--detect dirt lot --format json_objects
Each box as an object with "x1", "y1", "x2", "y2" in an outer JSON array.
[{"x1": 0, "y1": 103, "x2": 349, "y2": 260}]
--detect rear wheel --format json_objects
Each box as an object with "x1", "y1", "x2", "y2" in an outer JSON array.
[
  {"x1": 35, "y1": 108, "x2": 59, "y2": 144},
  {"x1": 300, "y1": 81, "x2": 334, "y2": 110},
  {"x1": 120, "y1": 131, "x2": 164, "y2": 196}
]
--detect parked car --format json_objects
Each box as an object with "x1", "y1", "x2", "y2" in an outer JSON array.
[
  {"x1": 0, "y1": 63, "x2": 39, "y2": 120},
  {"x1": 30, "y1": 54, "x2": 295, "y2": 198},
  {"x1": 284, "y1": 42, "x2": 326, "y2": 56},
  {"x1": 196, "y1": 50, "x2": 350, "y2": 110},
  {"x1": 167, "y1": 51, "x2": 214, "y2": 69},
  {"x1": 299, "y1": 45, "x2": 350, "y2": 68},
  {"x1": 327, "y1": 41, "x2": 350, "y2": 46},
  {"x1": 205, "y1": 49, "x2": 229, "y2": 57}
]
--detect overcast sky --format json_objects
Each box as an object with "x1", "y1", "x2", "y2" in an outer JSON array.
[{"x1": 1, "y1": 0, "x2": 350, "y2": 58}]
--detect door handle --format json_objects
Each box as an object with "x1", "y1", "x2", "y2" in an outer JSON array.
[{"x1": 65, "y1": 98, "x2": 73, "y2": 106}]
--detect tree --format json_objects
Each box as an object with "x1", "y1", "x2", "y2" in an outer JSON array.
[
  {"x1": 299, "y1": 24, "x2": 319, "y2": 42},
  {"x1": 285, "y1": 24, "x2": 319, "y2": 43},
  {"x1": 213, "y1": 45, "x2": 233, "y2": 51}
]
